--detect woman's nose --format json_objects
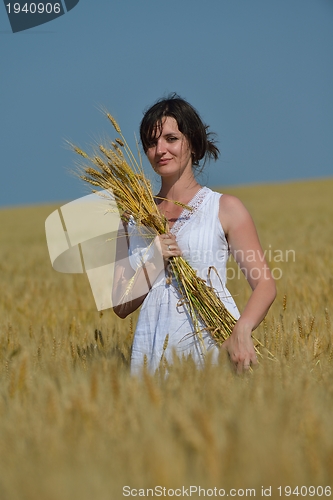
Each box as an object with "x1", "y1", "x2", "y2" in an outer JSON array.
[{"x1": 156, "y1": 139, "x2": 166, "y2": 155}]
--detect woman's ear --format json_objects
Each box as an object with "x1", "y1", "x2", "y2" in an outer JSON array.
[{"x1": 191, "y1": 152, "x2": 199, "y2": 166}]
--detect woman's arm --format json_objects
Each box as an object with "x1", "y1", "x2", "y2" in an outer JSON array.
[
  {"x1": 112, "y1": 220, "x2": 154, "y2": 318},
  {"x1": 219, "y1": 195, "x2": 277, "y2": 373},
  {"x1": 112, "y1": 221, "x2": 181, "y2": 318}
]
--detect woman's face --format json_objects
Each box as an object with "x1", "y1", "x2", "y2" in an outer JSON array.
[{"x1": 146, "y1": 116, "x2": 193, "y2": 179}]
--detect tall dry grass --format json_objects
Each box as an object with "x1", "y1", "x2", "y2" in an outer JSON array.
[{"x1": 0, "y1": 178, "x2": 332, "y2": 500}]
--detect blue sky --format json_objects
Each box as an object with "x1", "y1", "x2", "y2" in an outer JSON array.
[{"x1": 1, "y1": 0, "x2": 332, "y2": 207}]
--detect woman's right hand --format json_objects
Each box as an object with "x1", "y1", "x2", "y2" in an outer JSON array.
[{"x1": 157, "y1": 233, "x2": 182, "y2": 260}]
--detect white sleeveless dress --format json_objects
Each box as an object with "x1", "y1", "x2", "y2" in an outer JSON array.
[{"x1": 130, "y1": 187, "x2": 240, "y2": 374}]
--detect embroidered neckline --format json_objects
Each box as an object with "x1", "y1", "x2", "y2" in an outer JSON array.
[{"x1": 170, "y1": 186, "x2": 211, "y2": 236}]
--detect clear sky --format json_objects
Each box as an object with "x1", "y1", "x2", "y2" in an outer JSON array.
[{"x1": 1, "y1": 0, "x2": 332, "y2": 207}]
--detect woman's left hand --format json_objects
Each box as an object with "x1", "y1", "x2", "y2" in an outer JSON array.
[
  {"x1": 218, "y1": 194, "x2": 276, "y2": 373},
  {"x1": 222, "y1": 321, "x2": 258, "y2": 374}
]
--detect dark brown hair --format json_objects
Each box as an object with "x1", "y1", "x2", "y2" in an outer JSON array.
[{"x1": 140, "y1": 94, "x2": 219, "y2": 170}]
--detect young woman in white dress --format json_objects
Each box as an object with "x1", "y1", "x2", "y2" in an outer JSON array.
[{"x1": 113, "y1": 95, "x2": 276, "y2": 374}]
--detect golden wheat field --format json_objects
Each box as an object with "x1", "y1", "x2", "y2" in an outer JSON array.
[{"x1": 0, "y1": 178, "x2": 333, "y2": 500}]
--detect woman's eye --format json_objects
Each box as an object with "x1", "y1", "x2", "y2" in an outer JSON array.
[{"x1": 167, "y1": 136, "x2": 178, "y2": 142}]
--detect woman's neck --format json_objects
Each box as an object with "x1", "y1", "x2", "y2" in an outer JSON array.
[{"x1": 157, "y1": 175, "x2": 201, "y2": 204}]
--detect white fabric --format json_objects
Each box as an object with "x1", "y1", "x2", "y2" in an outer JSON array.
[
  {"x1": 128, "y1": 216, "x2": 156, "y2": 271},
  {"x1": 130, "y1": 187, "x2": 240, "y2": 374}
]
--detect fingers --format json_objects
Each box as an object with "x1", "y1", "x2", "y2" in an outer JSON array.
[
  {"x1": 237, "y1": 357, "x2": 257, "y2": 374},
  {"x1": 222, "y1": 338, "x2": 258, "y2": 374},
  {"x1": 242, "y1": 351, "x2": 258, "y2": 371},
  {"x1": 159, "y1": 233, "x2": 182, "y2": 258},
  {"x1": 236, "y1": 353, "x2": 258, "y2": 374}
]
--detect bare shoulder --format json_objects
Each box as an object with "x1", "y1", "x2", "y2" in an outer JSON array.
[
  {"x1": 219, "y1": 194, "x2": 253, "y2": 234},
  {"x1": 219, "y1": 193, "x2": 247, "y2": 212}
]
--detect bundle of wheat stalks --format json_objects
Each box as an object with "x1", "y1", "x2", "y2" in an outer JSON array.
[{"x1": 72, "y1": 112, "x2": 266, "y2": 358}]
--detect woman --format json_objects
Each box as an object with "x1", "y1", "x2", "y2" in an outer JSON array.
[{"x1": 113, "y1": 95, "x2": 276, "y2": 374}]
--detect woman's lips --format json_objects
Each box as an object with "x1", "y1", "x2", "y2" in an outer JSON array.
[{"x1": 157, "y1": 158, "x2": 172, "y2": 165}]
